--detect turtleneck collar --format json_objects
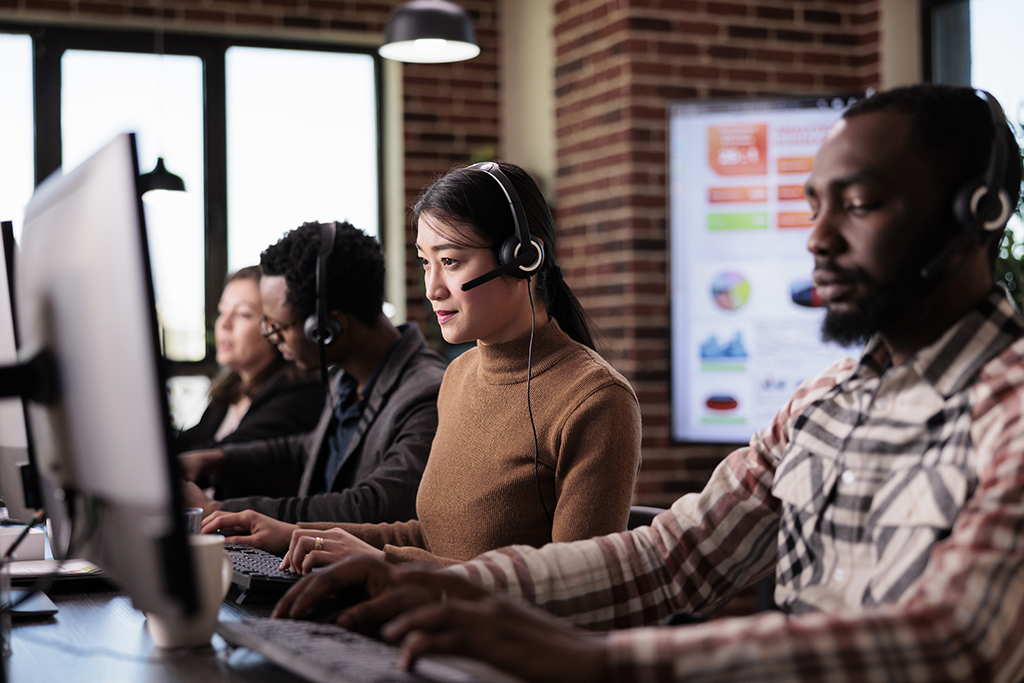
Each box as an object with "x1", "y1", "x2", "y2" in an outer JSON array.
[{"x1": 474, "y1": 318, "x2": 577, "y2": 385}]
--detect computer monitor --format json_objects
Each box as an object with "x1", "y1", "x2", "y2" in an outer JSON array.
[
  {"x1": 1, "y1": 133, "x2": 197, "y2": 616},
  {"x1": 0, "y1": 221, "x2": 36, "y2": 524}
]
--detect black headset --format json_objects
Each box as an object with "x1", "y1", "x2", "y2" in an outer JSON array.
[
  {"x1": 304, "y1": 221, "x2": 342, "y2": 386},
  {"x1": 920, "y1": 90, "x2": 1013, "y2": 280},
  {"x1": 460, "y1": 162, "x2": 545, "y2": 292}
]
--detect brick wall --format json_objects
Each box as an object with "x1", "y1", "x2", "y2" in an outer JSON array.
[
  {"x1": 0, "y1": 0, "x2": 500, "y2": 334},
  {"x1": 400, "y1": 1, "x2": 500, "y2": 334},
  {"x1": 551, "y1": 0, "x2": 881, "y2": 508}
]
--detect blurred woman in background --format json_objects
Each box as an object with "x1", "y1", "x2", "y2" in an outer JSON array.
[{"x1": 175, "y1": 266, "x2": 324, "y2": 453}]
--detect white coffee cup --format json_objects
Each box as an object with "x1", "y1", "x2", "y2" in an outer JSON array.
[{"x1": 145, "y1": 533, "x2": 232, "y2": 649}]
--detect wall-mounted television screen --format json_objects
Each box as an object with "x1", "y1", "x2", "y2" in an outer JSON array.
[{"x1": 669, "y1": 96, "x2": 860, "y2": 444}]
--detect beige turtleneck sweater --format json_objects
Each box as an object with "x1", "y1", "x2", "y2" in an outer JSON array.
[{"x1": 301, "y1": 318, "x2": 642, "y2": 566}]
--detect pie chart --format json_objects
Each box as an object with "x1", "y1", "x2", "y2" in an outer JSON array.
[{"x1": 711, "y1": 272, "x2": 750, "y2": 310}]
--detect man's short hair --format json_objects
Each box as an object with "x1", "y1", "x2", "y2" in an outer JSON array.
[
  {"x1": 259, "y1": 221, "x2": 385, "y2": 324},
  {"x1": 843, "y1": 84, "x2": 1023, "y2": 267}
]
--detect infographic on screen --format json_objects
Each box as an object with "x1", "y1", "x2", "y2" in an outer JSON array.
[{"x1": 669, "y1": 98, "x2": 859, "y2": 443}]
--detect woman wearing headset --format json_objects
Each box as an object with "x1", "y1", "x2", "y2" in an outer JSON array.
[{"x1": 204, "y1": 162, "x2": 642, "y2": 569}]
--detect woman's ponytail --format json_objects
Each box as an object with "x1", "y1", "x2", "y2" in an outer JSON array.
[{"x1": 539, "y1": 262, "x2": 595, "y2": 351}]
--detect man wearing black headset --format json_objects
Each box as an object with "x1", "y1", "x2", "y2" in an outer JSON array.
[
  {"x1": 274, "y1": 85, "x2": 1024, "y2": 682},
  {"x1": 180, "y1": 221, "x2": 447, "y2": 528}
]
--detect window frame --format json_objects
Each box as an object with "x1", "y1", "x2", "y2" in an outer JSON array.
[
  {"x1": 921, "y1": 0, "x2": 971, "y2": 85},
  {"x1": 1, "y1": 22, "x2": 385, "y2": 377}
]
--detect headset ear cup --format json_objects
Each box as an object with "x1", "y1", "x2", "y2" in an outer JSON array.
[
  {"x1": 953, "y1": 179, "x2": 984, "y2": 231},
  {"x1": 303, "y1": 315, "x2": 320, "y2": 343},
  {"x1": 498, "y1": 235, "x2": 520, "y2": 269},
  {"x1": 304, "y1": 315, "x2": 340, "y2": 345},
  {"x1": 498, "y1": 236, "x2": 544, "y2": 279},
  {"x1": 523, "y1": 239, "x2": 544, "y2": 276}
]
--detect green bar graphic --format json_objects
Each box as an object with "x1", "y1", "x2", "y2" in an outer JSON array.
[
  {"x1": 700, "y1": 416, "x2": 747, "y2": 425},
  {"x1": 707, "y1": 212, "x2": 768, "y2": 231},
  {"x1": 701, "y1": 361, "x2": 746, "y2": 372}
]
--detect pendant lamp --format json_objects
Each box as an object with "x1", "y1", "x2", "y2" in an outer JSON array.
[
  {"x1": 140, "y1": 0, "x2": 186, "y2": 196},
  {"x1": 138, "y1": 157, "x2": 186, "y2": 194},
  {"x1": 379, "y1": 0, "x2": 480, "y2": 64}
]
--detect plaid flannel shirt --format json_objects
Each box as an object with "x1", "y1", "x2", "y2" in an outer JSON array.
[{"x1": 450, "y1": 288, "x2": 1024, "y2": 682}]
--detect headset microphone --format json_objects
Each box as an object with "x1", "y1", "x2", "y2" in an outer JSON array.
[
  {"x1": 460, "y1": 247, "x2": 543, "y2": 291},
  {"x1": 920, "y1": 90, "x2": 1012, "y2": 281},
  {"x1": 460, "y1": 162, "x2": 544, "y2": 292}
]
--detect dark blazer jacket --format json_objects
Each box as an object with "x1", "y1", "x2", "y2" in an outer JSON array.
[
  {"x1": 174, "y1": 365, "x2": 324, "y2": 453},
  {"x1": 216, "y1": 323, "x2": 447, "y2": 524}
]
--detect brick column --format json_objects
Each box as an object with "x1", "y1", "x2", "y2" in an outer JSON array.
[{"x1": 552, "y1": 0, "x2": 880, "y2": 506}]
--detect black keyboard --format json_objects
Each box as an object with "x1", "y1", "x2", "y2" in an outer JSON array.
[
  {"x1": 225, "y1": 542, "x2": 301, "y2": 602},
  {"x1": 217, "y1": 617, "x2": 479, "y2": 683}
]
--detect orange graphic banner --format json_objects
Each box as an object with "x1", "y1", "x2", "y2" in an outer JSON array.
[
  {"x1": 777, "y1": 211, "x2": 814, "y2": 229},
  {"x1": 708, "y1": 124, "x2": 767, "y2": 176},
  {"x1": 708, "y1": 186, "x2": 768, "y2": 203},
  {"x1": 777, "y1": 157, "x2": 814, "y2": 174},
  {"x1": 777, "y1": 185, "x2": 806, "y2": 201}
]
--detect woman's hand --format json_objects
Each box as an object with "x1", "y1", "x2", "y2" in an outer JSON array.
[
  {"x1": 201, "y1": 509, "x2": 296, "y2": 554},
  {"x1": 281, "y1": 527, "x2": 385, "y2": 574}
]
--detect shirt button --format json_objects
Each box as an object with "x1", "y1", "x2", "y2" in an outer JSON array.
[
  {"x1": 875, "y1": 398, "x2": 888, "y2": 410},
  {"x1": 834, "y1": 568, "x2": 847, "y2": 582},
  {"x1": 841, "y1": 470, "x2": 856, "y2": 484}
]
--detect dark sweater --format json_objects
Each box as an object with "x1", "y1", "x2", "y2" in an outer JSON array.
[{"x1": 174, "y1": 365, "x2": 324, "y2": 453}]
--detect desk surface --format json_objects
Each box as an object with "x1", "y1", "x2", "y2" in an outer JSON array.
[{"x1": 8, "y1": 584, "x2": 309, "y2": 682}]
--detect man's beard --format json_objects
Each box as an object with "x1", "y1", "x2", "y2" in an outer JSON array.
[{"x1": 820, "y1": 242, "x2": 943, "y2": 348}]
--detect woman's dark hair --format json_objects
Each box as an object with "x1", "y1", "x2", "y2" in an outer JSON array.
[
  {"x1": 208, "y1": 266, "x2": 285, "y2": 405},
  {"x1": 413, "y1": 161, "x2": 597, "y2": 350}
]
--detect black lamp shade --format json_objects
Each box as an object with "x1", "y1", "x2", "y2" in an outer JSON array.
[
  {"x1": 138, "y1": 157, "x2": 186, "y2": 194},
  {"x1": 380, "y1": 0, "x2": 480, "y2": 63}
]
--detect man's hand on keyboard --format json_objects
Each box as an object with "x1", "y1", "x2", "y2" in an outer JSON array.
[
  {"x1": 271, "y1": 555, "x2": 435, "y2": 631},
  {"x1": 382, "y1": 570, "x2": 609, "y2": 683},
  {"x1": 201, "y1": 509, "x2": 295, "y2": 553}
]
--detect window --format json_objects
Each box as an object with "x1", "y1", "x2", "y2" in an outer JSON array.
[
  {"x1": 1, "y1": 25, "x2": 382, "y2": 375},
  {"x1": 0, "y1": 34, "x2": 33, "y2": 240},
  {"x1": 926, "y1": 0, "x2": 1024, "y2": 245},
  {"x1": 225, "y1": 47, "x2": 378, "y2": 272},
  {"x1": 63, "y1": 49, "x2": 207, "y2": 360}
]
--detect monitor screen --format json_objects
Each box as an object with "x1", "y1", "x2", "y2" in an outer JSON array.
[{"x1": 14, "y1": 133, "x2": 196, "y2": 616}]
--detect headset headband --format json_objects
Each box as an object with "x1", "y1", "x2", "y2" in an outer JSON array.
[{"x1": 470, "y1": 161, "x2": 533, "y2": 255}]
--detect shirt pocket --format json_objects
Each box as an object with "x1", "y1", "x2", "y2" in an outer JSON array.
[
  {"x1": 865, "y1": 463, "x2": 972, "y2": 530},
  {"x1": 861, "y1": 463, "x2": 973, "y2": 604},
  {"x1": 771, "y1": 448, "x2": 839, "y2": 515}
]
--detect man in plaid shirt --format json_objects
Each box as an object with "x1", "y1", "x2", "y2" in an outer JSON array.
[{"x1": 275, "y1": 84, "x2": 1024, "y2": 682}]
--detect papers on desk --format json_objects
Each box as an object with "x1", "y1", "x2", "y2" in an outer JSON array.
[{"x1": 7, "y1": 558, "x2": 102, "y2": 581}]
